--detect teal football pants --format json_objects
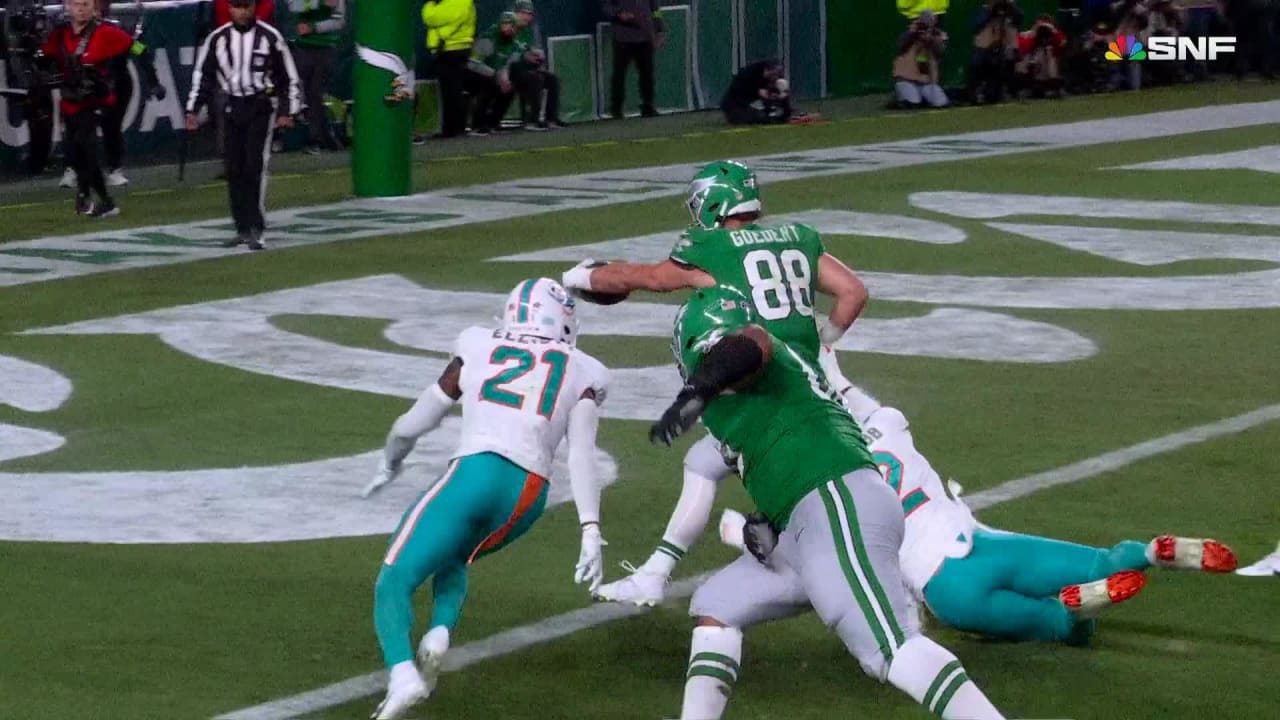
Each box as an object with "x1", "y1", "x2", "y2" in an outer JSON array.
[
  {"x1": 923, "y1": 527, "x2": 1150, "y2": 643},
  {"x1": 374, "y1": 452, "x2": 549, "y2": 668}
]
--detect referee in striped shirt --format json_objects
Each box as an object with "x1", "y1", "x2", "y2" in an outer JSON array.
[{"x1": 185, "y1": 0, "x2": 301, "y2": 250}]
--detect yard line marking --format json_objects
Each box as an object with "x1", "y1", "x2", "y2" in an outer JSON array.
[
  {"x1": 213, "y1": 402, "x2": 1280, "y2": 720},
  {"x1": 963, "y1": 402, "x2": 1280, "y2": 510}
]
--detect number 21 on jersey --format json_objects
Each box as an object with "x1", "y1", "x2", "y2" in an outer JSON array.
[{"x1": 479, "y1": 345, "x2": 568, "y2": 419}]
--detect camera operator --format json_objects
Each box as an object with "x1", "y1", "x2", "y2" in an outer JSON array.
[
  {"x1": 970, "y1": 0, "x2": 1022, "y2": 103},
  {"x1": 60, "y1": 0, "x2": 166, "y2": 189},
  {"x1": 1145, "y1": 0, "x2": 1185, "y2": 83},
  {"x1": 2, "y1": 1, "x2": 58, "y2": 175},
  {"x1": 721, "y1": 58, "x2": 795, "y2": 123},
  {"x1": 893, "y1": 10, "x2": 949, "y2": 108},
  {"x1": 41, "y1": 0, "x2": 134, "y2": 217},
  {"x1": 1015, "y1": 14, "x2": 1066, "y2": 97}
]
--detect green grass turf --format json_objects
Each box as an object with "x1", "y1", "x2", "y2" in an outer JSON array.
[{"x1": 1, "y1": 82, "x2": 1278, "y2": 719}]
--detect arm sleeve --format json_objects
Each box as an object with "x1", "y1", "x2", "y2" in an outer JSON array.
[
  {"x1": 41, "y1": 30, "x2": 60, "y2": 59},
  {"x1": 651, "y1": 0, "x2": 665, "y2": 33},
  {"x1": 187, "y1": 31, "x2": 219, "y2": 113},
  {"x1": 130, "y1": 41, "x2": 162, "y2": 88},
  {"x1": 86, "y1": 25, "x2": 136, "y2": 64},
  {"x1": 566, "y1": 398, "x2": 602, "y2": 525},
  {"x1": 384, "y1": 382, "x2": 456, "y2": 470},
  {"x1": 315, "y1": 0, "x2": 346, "y2": 34},
  {"x1": 271, "y1": 32, "x2": 304, "y2": 116}
]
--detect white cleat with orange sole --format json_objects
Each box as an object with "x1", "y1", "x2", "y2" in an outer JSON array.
[
  {"x1": 1060, "y1": 570, "x2": 1147, "y2": 618},
  {"x1": 1150, "y1": 535, "x2": 1239, "y2": 573}
]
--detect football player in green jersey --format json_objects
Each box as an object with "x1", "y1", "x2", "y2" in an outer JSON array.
[
  {"x1": 650, "y1": 286, "x2": 1004, "y2": 720},
  {"x1": 561, "y1": 159, "x2": 868, "y2": 361}
]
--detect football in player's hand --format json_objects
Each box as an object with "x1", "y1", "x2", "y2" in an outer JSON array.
[{"x1": 573, "y1": 261, "x2": 630, "y2": 306}]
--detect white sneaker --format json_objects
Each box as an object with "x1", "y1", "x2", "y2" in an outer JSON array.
[
  {"x1": 1236, "y1": 542, "x2": 1280, "y2": 576},
  {"x1": 416, "y1": 626, "x2": 450, "y2": 697},
  {"x1": 106, "y1": 169, "x2": 129, "y2": 187},
  {"x1": 372, "y1": 662, "x2": 427, "y2": 720},
  {"x1": 59, "y1": 168, "x2": 77, "y2": 188},
  {"x1": 592, "y1": 560, "x2": 668, "y2": 606}
]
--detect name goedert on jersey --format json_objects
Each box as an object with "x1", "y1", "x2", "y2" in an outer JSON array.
[{"x1": 729, "y1": 224, "x2": 803, "y2": 248}]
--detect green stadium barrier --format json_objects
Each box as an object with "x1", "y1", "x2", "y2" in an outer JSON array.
[
  {"x1": 548, "y1": 35, "x2": 598, "y2": 123},
  {"x1": 694, "y1": 0, "x2": 737, "y2": 107},
  {"x1": 742, "y1": 0, "x2": 782, "y2": 65},
  {"x1": 595, "y1": 5, "x2": 692, "y2": 116}
]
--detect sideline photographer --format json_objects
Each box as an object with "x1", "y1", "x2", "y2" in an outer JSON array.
[
  {"x1": 892, "y1": 9, "x2": 949, "y2": 108},
  {"x1": 2, "y1": 0, "x2": 58, "y2": 174},
  {"x1": 41, "y1": 0, "x2": 134, "y2": 216},
  {"x1": 970, "y1": 0, "x2": 1022, "y2": 103},
  {"x1": 1015, "y1": 14, "x2": 1066, "y2": 97}
]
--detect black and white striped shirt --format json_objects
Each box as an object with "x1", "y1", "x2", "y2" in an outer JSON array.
[{"x1": 186, "y1": 20, "x2": 302, "y2": 116}]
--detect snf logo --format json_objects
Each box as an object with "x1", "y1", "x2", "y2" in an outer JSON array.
[{"x1": 1106, "y1": 35, "x2": 1237, "y2": 61}]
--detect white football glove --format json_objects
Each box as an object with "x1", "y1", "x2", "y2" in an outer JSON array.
[
  {"x1": 362, "y1": 460, "x2": 403, "y2": 499},
  {"x1": 719, "y1": 509, "x2": 747, "y2": 551},
  {"x1": 817, "y1": 314, "x2": 847, "y2": 345},
  {"x1": 574, "y1": 524, "x2": 606, "y2": 593},
  {"x1": 561, "y1": 259, "x2": 598, "y2": 292}
]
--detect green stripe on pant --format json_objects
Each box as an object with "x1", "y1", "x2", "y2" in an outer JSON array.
[
  {"x1": 831, "y1": 477, "x2": 906, "y2": 647},
  {"x1": 818, "y1": 483, "x2": 892, "y2": 657}
]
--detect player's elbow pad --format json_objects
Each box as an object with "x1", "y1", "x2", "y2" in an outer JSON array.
[{"x1": 689, "y1": 334, "x2": 765, "y2": 398}]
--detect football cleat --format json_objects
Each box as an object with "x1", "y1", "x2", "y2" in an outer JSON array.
[
  {"x1": 372, "y1": 662, "x2": 427, "y2": 720},
  {"x1": 1236, "y1": 542, "x2": 1280, "y2": 576},
  {"x1": 592, "y1": 560, "x2": 667, "y2": 607},
  {"x1": 416, "y1": 626, "x2": 450, "y2": 698},
  {"x1": 1151, "y1": 535, "x2": 1238, "y2": 573},
  {"x1": 1060, "y1": 570, "x2": 1146, "y2": 617}
]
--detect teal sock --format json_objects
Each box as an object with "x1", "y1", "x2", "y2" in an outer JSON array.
[
  {"x1": 373, "y1": 565, "x2": 417, "y2": 668},
  {"x1": 429, "y1": 563, "x2": 469, "y2": 630},
  {"x1": 1094, "y1": 540, "x2": 1152, "y2": 576}
]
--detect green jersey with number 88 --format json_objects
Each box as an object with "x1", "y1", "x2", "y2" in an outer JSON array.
[
  {"x1": 671, "y1": 221, "x2": 825, "y2": 364},
  {"x1": 672, "y1": 287, "x2": 875, "y2": 529}
]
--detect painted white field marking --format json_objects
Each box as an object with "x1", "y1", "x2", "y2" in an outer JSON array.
[{"x1": 214, "y1": 401, "x2": 1280, "y2": 720}]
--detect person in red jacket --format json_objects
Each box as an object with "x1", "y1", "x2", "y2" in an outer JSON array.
[
  {"x1": 41, "y1": 0, "x2": 134, "y2": 217},
  {"x1": 1014, "y1": 14, "x2": 1067, "y2": 98},
  {"x1": 215, "y1": 0, "x2": 275, "y2": 27}
]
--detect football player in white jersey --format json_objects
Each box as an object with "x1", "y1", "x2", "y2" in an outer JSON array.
[
  {"x1": 598, "y1": 347, "x2": 1238, "y2": 646},
  {"x1": 363, "y1": 278, "x2": 610, "y2": 720}
]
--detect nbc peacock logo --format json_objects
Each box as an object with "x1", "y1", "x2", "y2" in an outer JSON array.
[{"x1": 1105, "y1": 35, "x2": 1147, "y2": 61}]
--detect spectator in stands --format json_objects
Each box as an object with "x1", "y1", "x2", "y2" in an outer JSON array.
[
  {"x1": 893, "y1": 10, "x2": 950, "y2": 108},
  {"x1": 1111, "y1": 0, "x2": 1148, "y2": 89},
  {"x1": 1221, "y1": 0, "x2": 1275, "y2": 79},
  {"x1": 1015, "y1": 14, "x2": 1066, "y2": 97},
  {"x1": 970, "y1": 0, "x2": 1022, "y2": 103},
  {"x1": 603, "y1": 0, "x2": 664, "y2": 118},
  {"x1": 422, "y1": 0, "x2": 477, "y2": 138},
  {"x1": 468, "y1": 11, "x2": 529, "y2": 134},
  {"x1": 1145, "y1": 0, "x2": 1185, "y2": 84},
  {"x1": 513, "y1": 0, "x2": 565, "y2": 128},
  {"x1": 287, "y1": 0, "x2": 346, "y2": 154},
  {"x1": 720, "y1": 58, "x2": 797, "y2": 123}
]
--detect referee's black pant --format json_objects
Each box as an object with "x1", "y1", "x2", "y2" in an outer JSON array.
[{"x1": 223, "y1": 95, "x2": 276, "y2": 235}]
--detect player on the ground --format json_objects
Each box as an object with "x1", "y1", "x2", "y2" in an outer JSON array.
[
  {"x1": 649, "y1": 286, "x2": 1005, "y2": 720},
  {"x1": 362, "y1": 278, "x2": 609, "y2": 720},
  {"x1": 604, "y1": 345, "x2": 1239, "y2": 649},
  {"x1": 561, "y1": 159, "x2": 869, "y2": 364}
]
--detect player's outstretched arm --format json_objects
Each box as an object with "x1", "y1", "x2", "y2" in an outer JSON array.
[
  {"x1": 563, "y1": 258, "x2": 714, "y2": 295},
  {"x1": 650, "y1": 326, "x2": 773, "y2": 446},
  {"x1": 568, "y1": 390, "x2": 607, "y2": 593},
  {"x1": 362, "y1": 358, "x2": 463, "y2": 498},
  {"x1": 815, "y1": 253, "x2": 869, "y2": 344}
]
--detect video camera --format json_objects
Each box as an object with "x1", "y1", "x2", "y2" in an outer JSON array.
[{"x1": 2, "y1": 0, "x2": 63, "y2": 98}]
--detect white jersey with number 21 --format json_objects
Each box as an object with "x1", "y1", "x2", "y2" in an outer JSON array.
[
  {"x1": 453, "y1": 326, "x2": 609, "y2": 479},
  {"x1": 861, "y1": 406, "x2": 977, "y2": 597}
]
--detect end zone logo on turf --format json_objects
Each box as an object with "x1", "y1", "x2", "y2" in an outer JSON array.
[{"x1": 1106, "y1": 35, "x2": 1236, "y2": 61}]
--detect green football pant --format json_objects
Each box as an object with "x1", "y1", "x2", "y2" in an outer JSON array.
[
  {"x1": 374, "y1": 452, "x2": 549, "y2": 668},
  {"x1": 923, "y1": 527, "x2": 1150, "y2": 643}
]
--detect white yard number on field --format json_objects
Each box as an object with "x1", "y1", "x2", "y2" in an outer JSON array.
[{"x1": 743, "y1": 249, "x2": 814, "y2": 320}]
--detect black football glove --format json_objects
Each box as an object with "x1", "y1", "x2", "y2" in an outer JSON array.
[
  {"x1": 743, "y1": 512, "x2": 778, "y2": 564},
  {"x1": 649, "y1": 385, "x2": 706, "y2": 447}
]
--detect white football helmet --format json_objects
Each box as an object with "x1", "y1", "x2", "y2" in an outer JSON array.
[{"x1": 502, "y1": 278, "x2": 580, "y2": 346}]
